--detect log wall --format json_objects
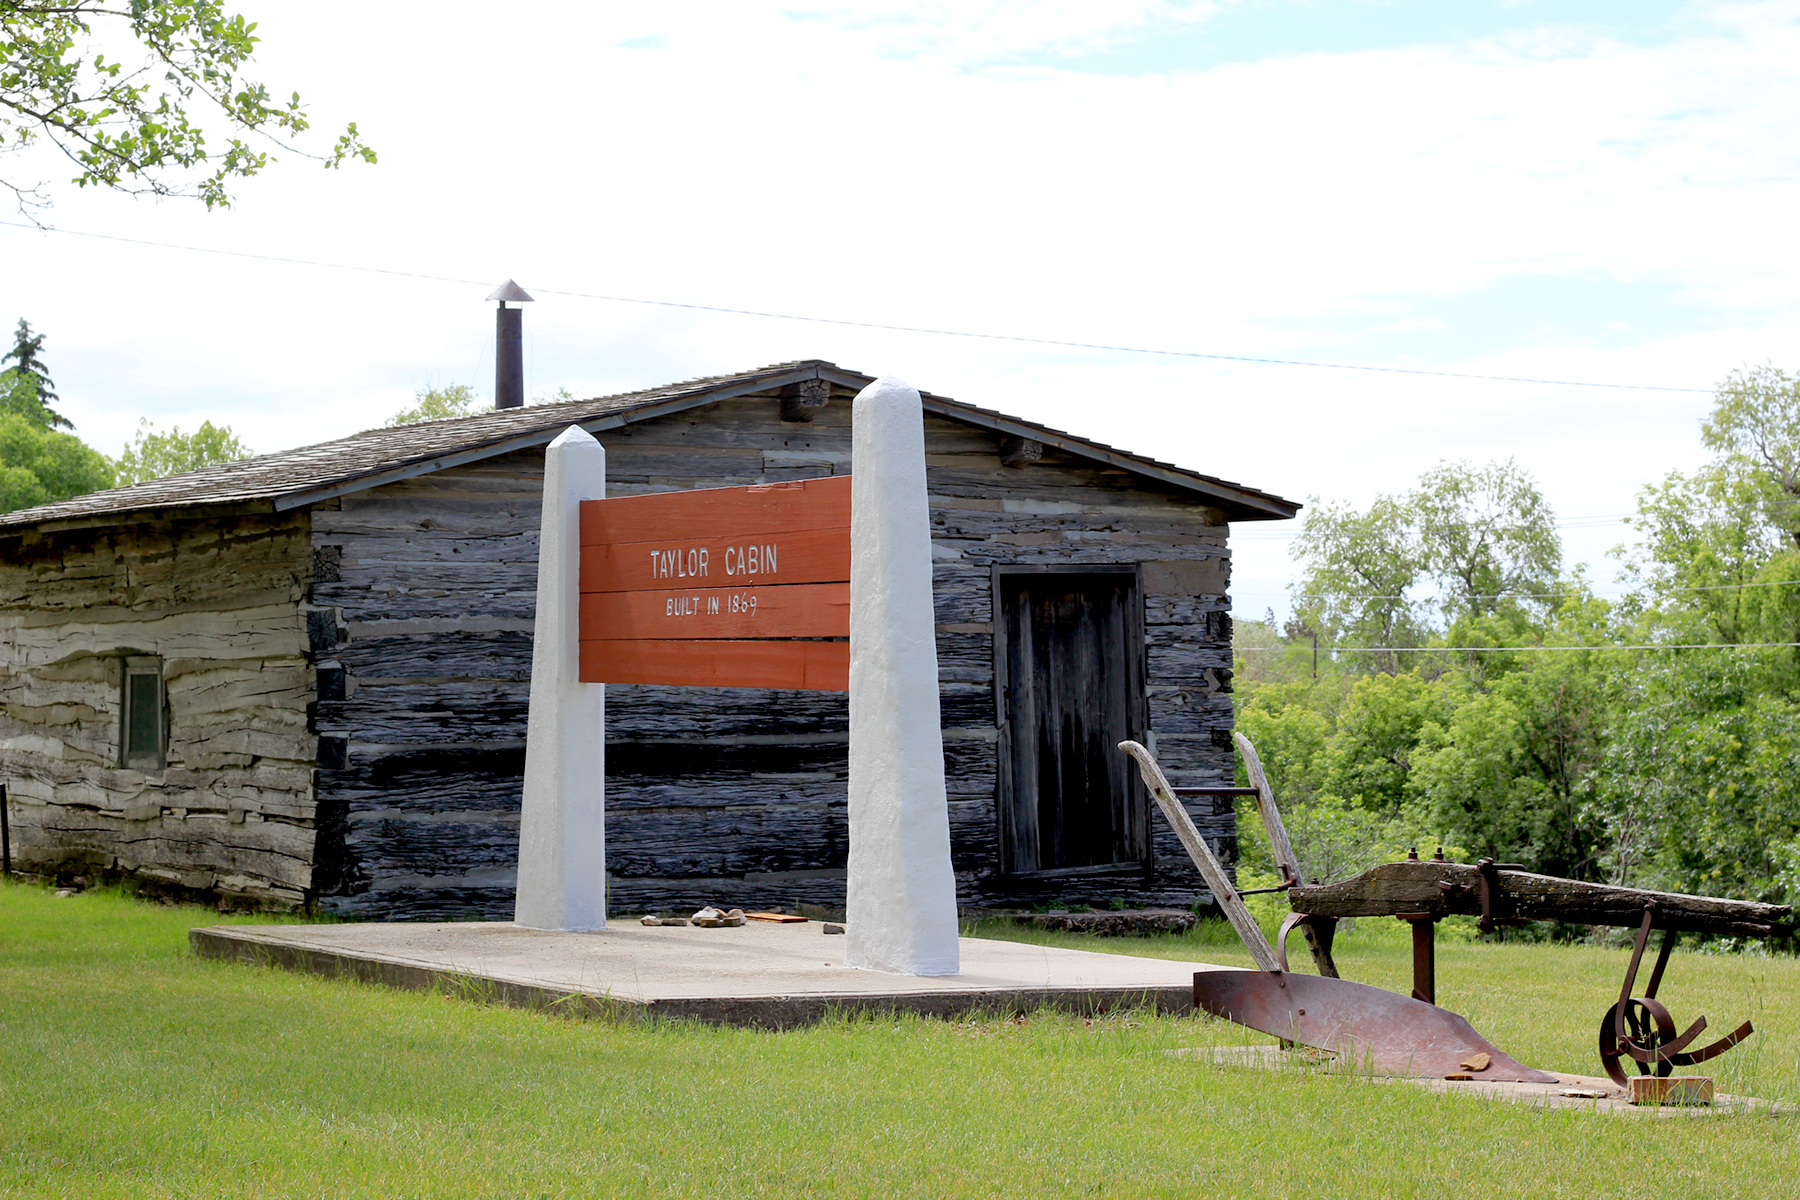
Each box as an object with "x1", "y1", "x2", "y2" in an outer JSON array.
[
  {"x1": 310, "y1": 392, "x2": 1239, "y2": 918},
  {"x1": 0, "y1": 511, "x2": 316, "y2": 907}
]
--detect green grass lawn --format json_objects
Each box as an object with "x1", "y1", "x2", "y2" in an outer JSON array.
[{"x1": 3, "y1": 881, "x2": 1795, "y2": 1199}]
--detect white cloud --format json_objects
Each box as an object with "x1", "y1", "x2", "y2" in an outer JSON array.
[{"x1": 777, "y1": 0, "x2": 1221, "y2": 63}]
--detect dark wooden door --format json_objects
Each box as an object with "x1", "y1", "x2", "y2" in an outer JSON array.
[{"x1": 996, "y1": 568, "x2": 1147, "y2": 876}]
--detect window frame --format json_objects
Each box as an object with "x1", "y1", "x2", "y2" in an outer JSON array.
[{"x1": 119, "y1": 655, "x2": 167, "y2": 771}]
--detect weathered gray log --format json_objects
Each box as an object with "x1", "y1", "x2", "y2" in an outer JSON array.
[
  {"x1": 607, "y1": 685, "x2": 848, "y2": 738},
  {"x1": 933, "y1": 631, "x2": 994, "y2": 684},
  {"x1": 1144, "y1": 595, "x2": 1231, "y2": 626},
  {"x1": 1145, "y1": 696, "x2": 1234, "y2": 736},
  {"x1": 930, "y1": 564, "x2": 994, "y2": 625},
  {"x1": 1289, "y1": 860, "x2": 1793, "y2": 938},
  {"x1": 338, "y1": 632, "x2": 534, "y2": 681},
  {"x1": 316, "y1": 683, "x2": 529, "y2": 746},
  {"x1": 1146, "y1": 641, "x2": 1233, "y2": 683}
]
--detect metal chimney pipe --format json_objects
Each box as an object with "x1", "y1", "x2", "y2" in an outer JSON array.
[
  {"x1": 486, "y1": 279, "x2": 535, "y2": 409},
  {"x1": 495, "y1": 305, "x2": 523, "y2": 409}
]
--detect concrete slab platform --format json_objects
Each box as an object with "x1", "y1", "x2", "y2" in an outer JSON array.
[
  {"x1": 191, "y1": 920, "x2": 1226, "y2": 1028},
  {"x1": 1172, "y1": 1046, "x2": 1794, "y2": 1117}
]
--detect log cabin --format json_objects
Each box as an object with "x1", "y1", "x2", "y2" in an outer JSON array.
[{"x1": 0, "y1": 361, "x2": 1298, "y2": 917}]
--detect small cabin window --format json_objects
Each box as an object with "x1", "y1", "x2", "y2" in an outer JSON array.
[{"x1": 120, "y1": 656, "x2": 166, "y2": 770}]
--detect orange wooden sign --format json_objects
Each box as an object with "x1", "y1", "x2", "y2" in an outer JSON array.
[
  {"x1": 580, "y1": 526, "x2": 849, "y2": 594},
  {"x1": 581, "y1": 474, "x2": 850, "y2": 546},
  {"x1": 581, "y1": 582, "x2": 849, "y2": 641},
  {"x1": 579, "y1": 639, "x2": 849, "y2": 691},
  {"x1": 578, "y1": 476, "x2": 850, "y2": 690}
]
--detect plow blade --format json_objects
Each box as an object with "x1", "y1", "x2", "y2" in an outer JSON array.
[{"x1": 1194, "y1": 969, "x2": 1558, "y2": 1083}]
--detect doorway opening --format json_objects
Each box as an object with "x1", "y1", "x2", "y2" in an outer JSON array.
[{"x1": 994, "y1": 565, "x2": 1148, "y2": 877}]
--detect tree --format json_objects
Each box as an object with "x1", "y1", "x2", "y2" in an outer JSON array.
[
  {"x1": 1245, "y1": 374, "x2": 1800, "y2": 902},
  {"x1": 1, "y1": 318, "x2": 71, "y2": 428},
  {"x1": 1627, "y1": 464, "x2": 1787, "y2": 645},
  {"x1": 1627, "y1": 365, "x2": 1800, "y2": 659},
  {"x1": 1322, "y1": 672, "x2": 1454, "y2": 815},
  {"x1": 1703, "y1": 364, "x2": 1800, "y2": 549},
  {"x1": 1596, "y1": 652, "x2": 1800, "y2": 900},
  {"x1": 1412, "y1": 459, "x2": 1561, "y2": 623},
  {"x1": 385, "y1": 383, "x2": 481, "y2": 427},
  {"x1": 0, "y1": 362, "x2": 57, "y2": 428},
  {"x1": 0, "y1": 411, "x2": 113, "y2": 512},
  {"x1": 1289, "y1": 459, "x2": 1560, "y2": 668},
  {"x1": 1400, "y1": 647, "x2": 1608, "y2": 881},
  {"x1": 0, "y1": 1, "x2": 374, "y2": 212},
  {"x1": 1290, "y1": 493, "x2": 1425, "y2": 670},
  {"x1": 114, "y1": 418, "x2": 251, "y2": 484}
]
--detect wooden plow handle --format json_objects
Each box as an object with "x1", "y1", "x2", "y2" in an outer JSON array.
[
  {"x1": 1234, "y1": 733, "x2": 1301, "y2": 886},
  {"x1": 1119, "y1": 740, "x2": 1282, "y2": 974},
  {"x1": 1235, "y1": 733, "x2": 1340, "y2": 979}
]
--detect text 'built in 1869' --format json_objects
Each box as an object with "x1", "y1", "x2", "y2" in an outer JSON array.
[{"x1": 577, "y1": 475, "x2": 850, "y2": 690}]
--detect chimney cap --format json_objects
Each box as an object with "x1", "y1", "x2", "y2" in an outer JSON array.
[{"x1": 486, "y1": 279, "x2": 535, "y2": 304}]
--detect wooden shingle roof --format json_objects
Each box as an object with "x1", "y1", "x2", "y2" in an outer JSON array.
[{"x1": 0, "y1": 360, "x2": 1298, "y2": 532}]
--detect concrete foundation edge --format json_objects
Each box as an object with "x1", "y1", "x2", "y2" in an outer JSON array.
[{"x1": 188, "y1": 927, "x2": 1194, "y2": 1029}]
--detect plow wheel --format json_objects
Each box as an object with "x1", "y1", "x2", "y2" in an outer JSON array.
[
  {"x1": 1598, "y1": 997, "x2": 1753, "y2": 1089},
  {"x1": 1598, "y1": 997, "x2": 1677, "y2": 1088}
]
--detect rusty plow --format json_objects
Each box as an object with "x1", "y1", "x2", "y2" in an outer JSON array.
[
  {"x1": 1119, "y1": 738, "x2": 1791, "y2": 1087},
  {"x1": 1189, "y1": 968, "x2": 1555, "y2": 1082},
  {"x1": 1122, "y1": 739, "x2": 1555, "y2": 1084}
]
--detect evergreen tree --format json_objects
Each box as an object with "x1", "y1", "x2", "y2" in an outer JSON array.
[{"x1": 2, "y1": 319, "x2": 72, "y2": 430}]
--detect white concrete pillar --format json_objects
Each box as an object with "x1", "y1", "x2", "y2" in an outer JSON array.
[
  {"x1": 514, "y1": 426, "x2": 608, "y2": 931},
  {"x1": 845, "y1": 377, "x2": 961, "y2": 975}
]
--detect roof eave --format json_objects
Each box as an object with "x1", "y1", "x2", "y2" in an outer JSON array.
[
  {"x1": 0, "y1": 498, "x2": 280, "y2": 538},
  {"x1": 273, "y1": 363, "x2": 845, "y2": 512},
  {"x1": 0, "y1": 358, "x2": 1299, "y2": 531},
  {"x1": 919, "y1": 397, "x2": 1299, "y2": 520}
]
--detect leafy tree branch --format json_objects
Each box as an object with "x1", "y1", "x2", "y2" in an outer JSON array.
[{"x1": 0, "y1": 0, "x2": 375, "y2": 213}]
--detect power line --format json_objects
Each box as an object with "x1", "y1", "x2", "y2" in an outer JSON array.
[
  {"x1": 0, "y1": 219, "x2": 1714, "y2": 394},
  {"x1": 1241, "y1": 507, "x2": 1800, "y2": 542},
  {"x1": 1233, "y1": 514, "x2": 1637, "y2": 541},
  {"x1": 1236, "y1": 640, "x2": 1800, "y2": 653},
  {"x1": 1291, "y1": 577, "x2": 1800, "y2": 603}
]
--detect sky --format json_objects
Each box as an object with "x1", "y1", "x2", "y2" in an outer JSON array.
[{"x1": 4, "y1": 0, "x2": 1798, "y2": 622}]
